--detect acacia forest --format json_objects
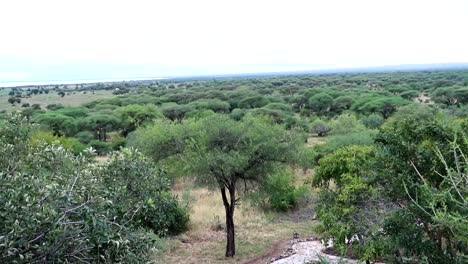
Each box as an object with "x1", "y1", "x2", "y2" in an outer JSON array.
[{"x1": 0, "y1": 69, "x2": 467, "y2": 263}]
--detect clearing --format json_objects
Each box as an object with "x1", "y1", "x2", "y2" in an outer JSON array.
[{"x1": 0, "y1": 90, "x2": 114, "y2": 112}]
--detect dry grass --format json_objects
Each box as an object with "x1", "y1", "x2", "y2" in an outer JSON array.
[
  {"x1": 157, "y1": 180, "x2": 317, "y2": 264},
  {"x1": 0, "y1": 90, "x2": 114, "y2": 112},
  {"x1": 306, "y1": 136, "x2": 327, "y2": 147}
]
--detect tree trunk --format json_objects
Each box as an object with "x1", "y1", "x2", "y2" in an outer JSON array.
[{"x1": 221, "y1": 186, "x2": 236, "y2": 257}]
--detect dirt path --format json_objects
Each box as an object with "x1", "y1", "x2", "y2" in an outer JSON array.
[
  {"x1": 244, "y1": 237, "x2": 374, "y2": 264},
  {"x1": 242, "y1": 240, "x2": 291, "y2": 264},
  {"x1": 270, "y1": 240, "x2": 358, "y2": 264}
]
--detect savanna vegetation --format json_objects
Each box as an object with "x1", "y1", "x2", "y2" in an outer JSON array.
[{"x1": 1, "y1": 69, "x2": 467, "y2": 263}]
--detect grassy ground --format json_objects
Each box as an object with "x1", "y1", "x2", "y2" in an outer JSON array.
[
  {"x1": 154, "y1": 137, "x2": 325, "y2": 264},
  {"x1": 0, "y1": 90, "x2": 114, "y2": 112},
  {"x1": 156, "y1": 157, "x2": 320, "y2": 264},
  {"x1": 157, "y1": 185, "x2": 317, "y2": 264}
]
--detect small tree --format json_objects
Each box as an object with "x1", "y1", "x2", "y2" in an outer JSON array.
[
  {"x1": 308, "y1": 93, "x2": 333, "y2": 114},
  {"x1": 185, "y1": 115, "x2": 302, "y2": 257},
  {"x1": 131, "y1": 114, "x2": 302, "y2": 257},
  {"x1": 35, "y1": 112, "x2": 75, "y2": 136},
  {"x1": 310, "y1": 119, "x2": 331, "y2": 136},
  {"x1": 7, "y1": 97, "x2": 20, "y2": 105}
]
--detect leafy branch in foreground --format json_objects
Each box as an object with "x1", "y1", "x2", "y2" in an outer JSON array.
[{"x1": 0, "y1": 115, "x2": 187, "y2": 263}]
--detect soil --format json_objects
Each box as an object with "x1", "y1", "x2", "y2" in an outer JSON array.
[{"x1": 242, "y1": 240, "x2": 291, "y2": 264}]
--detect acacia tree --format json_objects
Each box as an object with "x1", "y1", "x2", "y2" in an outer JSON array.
[
  {"x1": 83, "y1": 114, "x2": 120, "y2": 141},
  {"x1": 116, "y1": 104, "x2": 161, "y2": 136},
  {"x1": 130, "y1": 114, "x2": 303, "y2": 257},
  {"x1": 308, "y1": 93, "x2": 333, "y2": 114},
  {"x1": 187, "y1": 115, "x2": 301, "y2": 257},
  {"x1": 35, "y1": 112, "x2": 75, "y2": 136}
]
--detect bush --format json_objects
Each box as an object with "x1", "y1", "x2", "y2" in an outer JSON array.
[
  {"x1": 308, "y1": 93, "x2": 333, "y2": 114},
  {"x1": 318, "y1": 131, "x2": 375, "y2": 157},
  {"x1": 361, "y1": 113, "x2": 384, "y2": 129},
  {"x1": 30, "y1": 130, "x2": 86, "y2": 155},
  {"x1": 46, "y1": 103, "x2": 64, "y2": 110},
  {"x1": 0, "y1": 116, "x2": 187, "y2": 263},
  {"x1": 399, "y1": 90, "x2": 419, "y2": 99},
  {"x1": 31, "y1": 104, "x2": 41, "y2": 110},
  {"x1": 310, "y1": 119, "x2": 331, "y2": 136},
  {"x1": 99, "y1": 148, "x2": 189, "y2": 235},
  {"x1": 230, "y1": 108, "x2": 246, "y2": 120},
  {"x1": 89, "y1": 140, "x2": 111, "y2": 155},
  {"x1": 75, "y1": 131, "x2": 95, "y2": 144},
  {"x1": 263, "y1": 102, "x2": 292, "y2": 112},
  {"x1": 161, "y1": 104, "x2": 194, "y2": 121},
  {"x1": 254, "y1": 171, "x2": 304, "y2": 211},
  {"x1": 110, "y1": 135, "x2": 127, "y2": 150},
  {"x1": 330, "y1": 113, "x2": 367, "y2": 135}
]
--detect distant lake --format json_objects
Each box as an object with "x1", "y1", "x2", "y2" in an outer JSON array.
[{"x1": 0, "y1": 77, "x2": 166, "y2": 88}]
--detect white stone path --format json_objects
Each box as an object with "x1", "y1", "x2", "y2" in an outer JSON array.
[{"x1": 271, "y1": 240, "x2": 359, "y2": 264}]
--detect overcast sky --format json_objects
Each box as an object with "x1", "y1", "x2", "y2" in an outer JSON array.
[{"x1": 1, "y1": 0, "x2": 467, "y2": 82}]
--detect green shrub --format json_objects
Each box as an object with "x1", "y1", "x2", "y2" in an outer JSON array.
[
  {"x1": 321, "y1": 131, "x2": 375, "y2": 154},
  {"x1": 310, "y1": 119, "x2": 331, "y2": 136},
  {"x1": 256, "y1": 171, "x2": 304, "y2": 211},
  {"x1": 45, "y1": 103, "x2": 64, "y2": 110},
  {"x1": 30, "y1": 130, "x2": 86, "y2": 155},
  {"x1": 0, "y1": 116, "x2": 186, "y2": 263},
  {"x1": 330, "y1": 113, "x2": 366, "y2": 135},
  {"x1": 185, "y1": 109, "x2": 216, "y2": 119},
  {"x1": 99, "y1": 148, "x2": 189, "y2": 235},
  {"x1": 89, "y1": 140, "x2": 111, "y2": 155},
  {"x1": 110, "y1": 135, "x2": 127, "y2": 150},
  {"x1": 399, "y1": 90, "x2": 419, "y2": 99},
  {"x1": 60, "y1": 137, "x2": 87, "y2": 154},
  {"x1": 230, "y1": 108, "x2": 246, "y2": 120},
  {"x1": 263, "y1": 102, "x2": 292, "y2": 112},
  {"x1": 75, "y1": 130, "x2": 95, "y2": 144},
  {"x1": 361, "y1": 113, "x2": 384, "y2": 129}
]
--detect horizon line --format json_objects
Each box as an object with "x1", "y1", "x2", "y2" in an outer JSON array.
[{"x1": 1, "y1": 62, "x2": 468, "y2": 88}]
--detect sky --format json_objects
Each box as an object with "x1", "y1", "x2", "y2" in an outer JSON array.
[{"x1": 0, "y1": 0, "x2": 467, "y2": 82}]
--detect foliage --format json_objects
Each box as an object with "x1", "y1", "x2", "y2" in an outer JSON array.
[
  {"x1": 46, "y1": 103, "x2": 64, "y2": 110},
  {"x1": 88, "y1": 139, "x2": 111, "y2": 155},
  {"x1": 433, "y1": 86, "x2": 468, "y2": 106},
  {"x1": 98, "y1": 148, "x2": 189, "y2": 236},
  {"x1": 35, "y1": 112, "x2": 75, "y2": 136},
  {"x1": 308, "y1": 93, "x2": 333, "y2": 114},
  {"x1": 373, "y1": 105, "x2": 467, "y2": 263},
  {"x1": 399, "y1": 89, "x2": 419, "y2": 99},
  {"x1": 313, "y1": 145, "x2": 389, "y2": 262},
  {"x1": 128, "y1": 119, "x2": 188, "y2": 163},
  {"x1": 329, "y1": 113, "x2": 367, "y2": 135},
  {"x1": 361, "y1": 113, "x2": 384, "y2": 129},
  {"x1": 30, "y1": 130, "x2": 86, "y2": 155},
  {"x1": 354, "y1": 96, "x2": 408, "y2": 118},
  {"x1": 258, "y1": 171, "x2": 304, "y2": 211},
  {"x1": 0, "y1": 116, "x2": 186, "y2": 263},
  {"x1": 313, "y1": 105, "x2": 468, "y2": 263},
  {"x1": 160, "y1": 104, "x2": 194, "y2": 121},
  {"x1": 116, "y1": 104, "x2": 161, "y2": 136},
  {"x1": 110, "y1": 134, "x2": 127, "y2": 150},
  {"x1": 75, "y1": 130, "x2": 95, "y2": 144},
  {"x1": 310, "y1": 119, "x2": 331, "y2": 136},
  {"x1": 132, "y1": 114, "x2": 303, "y2": 257}
]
